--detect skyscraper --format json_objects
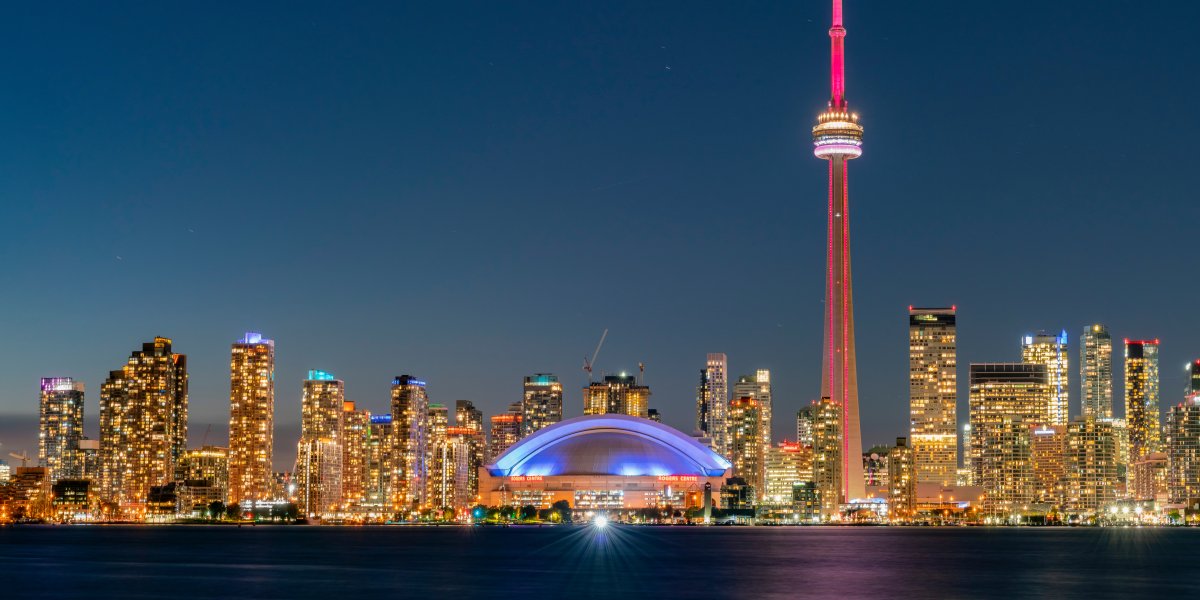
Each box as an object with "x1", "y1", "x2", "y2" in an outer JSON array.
[
  {"x1": 341, "y1": 400, "x2": 369, "y2": 510},
  {"x1": 696, "y1": 354, "x2": 729, "y2": 456},
  {"x1": 99, "y1": 336, "x2": 188, "y2": 515},
  {"x1": 585, "y1": 374, "x2": 650, "y2": 419},
  {"x1": 734, "y1": 370, "x2": 773, "y2": 458},
  {"x1": 425, "y1": 403, "x2": 448, "y2": 505},
  {"x1": 522, "y1": 374, "x2": 563, "y2": 437},
  {"x1": 811, "y1": 397, "x2": 842, "y2": 517},
  {"x1": 729, "y1": 396, "x2": 765, "y2": 502},
  {"x1": 1125, "y1": 339, "x2": 1161, "y2": 462},
  {"x1": 1081, "y1": 324, "x2": 1114, "y2": 420},
  {"x1": 455, "y1": 399, "x2": 485, "y2": 501},
  {"x1": 887, "y1": 437, "x2": 915, "y2": 522},
  {"x1": 1064, "y1": 417, "x2": 1118, "y2": 514},
  {"x1": 968, "y1": 363, "x2": 1050, "y2": 515},
  {"x1": 295, "y1": 370, "x2": 344, "y2": 518},
  {"x1": 763, "y1": 441, "x2": 814, "y2": 508},
  {"x1": 1030, "y1": 425, "x2": 1066, "y2": 505},
  {"x1": 227, "y1": 332, "x2": 274, "y2": 506},
  {"x1": 1167, "y1": 396, "x2": 1200, "y2": 505},
  {"x1": 389, "y1": 375, "x2": 429, "y2": 511},
  {"x1": 796, "y1": 404, "x2": 816, "y2": 446},
  {"x1": 1021, "y1": 331, "x2": 1070, "y2": 426},
  {"x1": 812, "y1": 0, "x2": 866, "y2": 505},
  {"x1": 488, "y1": 408, "x2": 522, "y2": 462},
  {"x1": 908, "y1": 307, "x2": 957, "y2": 485},
  {"x1": 39, "y1": 377, "x2": 85, "y2": 483}
]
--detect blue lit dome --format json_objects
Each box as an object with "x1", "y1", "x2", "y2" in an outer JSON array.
[{"x1": 487, "y1": 414, "x2": 731, "y2": 478}]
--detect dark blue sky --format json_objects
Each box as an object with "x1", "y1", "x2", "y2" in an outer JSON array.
[{"x1": 2, "y1": 1, "x2": 1198, "y2": 469}]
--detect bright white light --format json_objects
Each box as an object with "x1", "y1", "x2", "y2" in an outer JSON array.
[{"x1": 594, "y1": 515, "x2": 609, "y2": 529}]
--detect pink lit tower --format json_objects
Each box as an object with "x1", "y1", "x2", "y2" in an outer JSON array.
[{"x1": 812, "y1": 0, "x2": 865, "y2": 505}]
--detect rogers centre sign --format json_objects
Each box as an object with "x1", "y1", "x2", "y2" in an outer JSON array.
[
  {"x1": 656, "y1": 475, "x2": 699, "y2": 482},
  {"x1": 509, "y1": 475, "x2": 544, "y2": 482}
]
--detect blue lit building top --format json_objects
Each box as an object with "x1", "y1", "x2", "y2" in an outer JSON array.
[
  {"x1": 239, "y1": 332, "x2": 273, "y2": 345},
  {"x1": 525, "y1": 373, "x2": 559, "y2": 385},
  {"x1": 307, "y1": 369, "x2": 336, "y2": 381},
  {"x1": 392, "y1": 375, "x2": 426, "y2": 387},
  {"x1": 370, "y1": 414, "x2": 393, "y2": 425}
]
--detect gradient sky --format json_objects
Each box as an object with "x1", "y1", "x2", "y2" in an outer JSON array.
[{"x1": 2, "y1": 1, "x2": 1198, "y2": 470}]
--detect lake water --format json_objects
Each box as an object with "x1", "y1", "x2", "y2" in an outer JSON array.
[{"x1": 3, "y1": 525, "x2": 1199, "y2": 598}]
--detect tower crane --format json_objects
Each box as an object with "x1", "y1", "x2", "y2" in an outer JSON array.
[
  {"x1": 8, "y1": 451, "x2": 31, "y2": 468},
  {"x1": 582, "y1": 329, "x2": 608, "y2": 383}
]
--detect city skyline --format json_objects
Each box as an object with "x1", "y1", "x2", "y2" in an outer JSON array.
[{"x1": 3, "y1": 2, "x2": 1200, "y2": 471}]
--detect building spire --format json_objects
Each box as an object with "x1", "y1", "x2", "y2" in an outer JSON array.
[{"x1": 829, "y1": 0, "x2": 847, "y2": 108}]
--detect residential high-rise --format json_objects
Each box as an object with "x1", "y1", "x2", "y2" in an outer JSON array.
[
  {"x1": 295, "y1": 370, "x2": 344, "y2": 518},
  {"x1": 454, "y1": 399, "x2": 485, "y2": 501},
  {"x1": 388, "y1": 375, "x2": 429, "y2": 512},
  {"x1": 227, "y1": 332, "x2": 274, "y2": 506},
  {"x1": 488, "y1": 406, "x2": 522, "y2": 463},
  {"x1": 811, "y1": 397, "x2": 842, "y2": 517},
  {"x1": 99, "y1": 336, "x2": 189, "y2": 515},
  {"x1": 796, "y1": 404, "x2": 816, "y2": 446},
  {"x1": 432, "y1": 427, "x2": 476, "y2": 511},
  {"x1": 1064, "y1": 417, "x2": 1118, "y2": 514},
  {"x1": 425, "y1": 403, "x2": 449, "y2": 505},
  {"x1": 812, "y1": 0, "x2": 867, "y2": 506},
  {"x1": 1030, "y1": 425, "x2": 1066, "y2": 505},
  {"x1": 763, "y1": 441, "x2": 814, "y2": 508},
  {"x1": 455, "y1": 400, "x2": 484, "y2": 435},
  {"x1": 1125, "y1": 339, "x2": 1161, "y2": 462},
  {"x1": 697, "y1": 354, "x2": 729, "y2": 456},
  {"x1": 729, "y1": 397, "x2": 764, "y2": 502},
  {"x1": 969, "y1": 363, "x2": 1050, "y2": 516},
  {"x1": 1167, "y1": 397, "x2": 1200, "y2": 504},
  {"x1": 522, "y1": 374, "x2": 563, "y2": 437},
  {"x1": 179, "y1": 445, "x2": 229, "y2": 502},
  {"x1": 1021, "y1": 331, "x2": 1070, "y2": 426},
  {"x1": 363, "y1": 414, "x2": 393, "y2": 510},
  {"x1": 341, "y1": 400, "x2": 369, "y2": 510},
  {"x1": 1081, "y1": 325, "x2": 1114, "y2": 420},
  {"x1": 908, "y1": 307, "x2": 957, "y2": 485},
  {"x1": 39, "y1": 377, "x2": 85, "y2": 483},
  {"x1": 887, "y1": 437, "x2": 915, "y2": 522},
  {"x1": 734, "y1": 370, "x2": 774, "y2": 458},
  {"x1": 585, "y1": 374, "x2": 650, "y2": 419}
]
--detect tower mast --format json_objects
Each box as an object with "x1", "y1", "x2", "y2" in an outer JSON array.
[{"x1": 812, "y1": 0, "x2": 865, "y2": 513}]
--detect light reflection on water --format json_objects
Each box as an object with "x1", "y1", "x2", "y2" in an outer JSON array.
[{"x1": 2, "y1": 525, "x2": 1199, "y2": 599}]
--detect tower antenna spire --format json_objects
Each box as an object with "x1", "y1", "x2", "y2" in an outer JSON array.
[{"x1": 829, "y1": 0, "x2": 847, "y2": 108}]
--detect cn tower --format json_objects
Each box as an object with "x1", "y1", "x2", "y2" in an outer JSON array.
[{"x1": 812, "y1": 0, "x2": 865, "y2": 504}]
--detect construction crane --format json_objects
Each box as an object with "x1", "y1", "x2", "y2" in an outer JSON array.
[
  {"x1": 638, "y1": 362, "x2": 645, "y2": 385},
  {"x1": 582, "y1": 329, "x2": 608, "y2": 383},
  {"x1": 8, "y1": 451, "x2": 31, "y2": 468}
]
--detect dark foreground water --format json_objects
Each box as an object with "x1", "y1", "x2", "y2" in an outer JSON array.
[{"x1": 3, "y1": 525, "x2": 1200, "y2": 599}]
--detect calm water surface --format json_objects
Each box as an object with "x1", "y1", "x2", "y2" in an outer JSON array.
[{"x1": 3, "y1": 525, "x2": 1199, "y2": 599}]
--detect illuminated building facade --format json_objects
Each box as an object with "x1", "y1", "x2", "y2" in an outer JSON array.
[
  {"x1": 734, "y1": 370, "x2": 773, "y2": 458},
  {"x1": 432, "y1": 426, "x2": 476, "y2": 510},
  {"x1": 479, "y1": 415, "x2": 730, "y2": 510},
  {"x1": 179, "y1": 445, "x2": 229, "y2": 507},
  {"x1": 522, "y1": 374, "x2": 563, "y2": 437},
  {"x1": 389, "y1": 375, "x2": 429, "y2": 511},
  {"x1": 295, "y1": 370, "x2": 344, "y2": 517},
  {"x1": 227, "y1": 332, "x2": 274, "y2": 506},
  {"x1": 1064, "y1": 417, "x2": 1118, "y2": 514},
  {"x1": 488, "y1": 408, "x2": 522, "y2": 463},
  {"x1": 1081, "y1": 324, "x2": 1114, "y2": 420},
  {"x1": 1131, "y1": 452, "x2": 1168, "y2": 502},
  {"x1": 811, "y1": 397, "x2": 842, "y2": 516},
  {"x1": 425, "y1": 403, "x2": 448, "y2": 505},
  {"x1": 1125, "y1": 339, "x2": 1161, "y2": 462},
  {"x1": 39, "y1": 377, "x2": 85, "y2": 483},
  {"x1": 585, "y1": 374, "x2": 650, "y2": 419},
  {"x1": 455, "y1": 400, "x2": 485, "y2": 500},
  {"x1": 99, "y1": 337, "x2": 188, "y2": 515},
  {"x1": 908, "y1": 307, "x2": 958, "y2": 485},
  {"x1": 1021, "y1": 331, "x2": 1070, "y2": 426},
  {"x1": 1030, "y1": 425, "x2": 1066, "y2": 505},
  {"x1": 763, "y1": 442, "x2": 813, "y2": 507},
  {"x1": 887, "y1": 437, "x2": 915, "y2": 522},
  {"x1": 969, "y1": 363, "x2": 1049, "y2": 515},
  {"x1": 796, "y1": 404, "x2": 815, "y2": 446},
  {"x1": 363, "y1": 414, "x2": 392, "y2": 510},
  {"x1": 696, "y1": 353, "x2": 729, "y2": 457},
  {"x1": 1166, "y1": 397, "x2": 1200, "y2": 504},
  {"x1": 812, "y1": 0, "x2": 866, "y2": 505},
  {"x1": 341, "y1": 401, "x2": 369, "y2": 509},
  {"x1": 728, "y1": 397, "x2": 764, "y2": 501}
]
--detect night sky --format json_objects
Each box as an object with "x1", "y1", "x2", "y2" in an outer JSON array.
[{"x1": 2, "y1": 2, "x2": 1198, "y2": 469}]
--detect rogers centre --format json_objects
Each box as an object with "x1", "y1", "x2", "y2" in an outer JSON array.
[{"x1": 479, "y1": 414, "x2": 731, "y2": 509}]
